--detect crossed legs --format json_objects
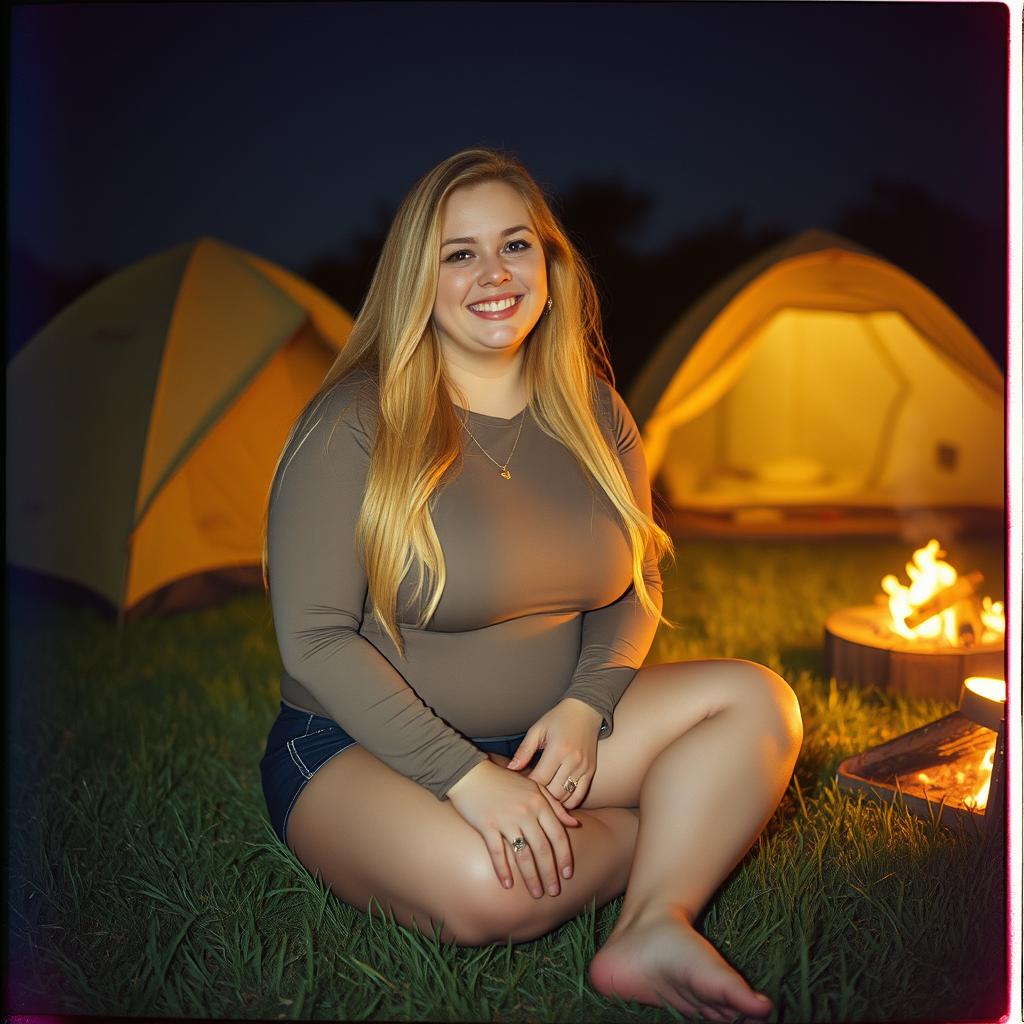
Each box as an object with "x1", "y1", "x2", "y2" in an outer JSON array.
[{"x1": 285, "y1": 658, "x2": 802, "y2": 1018}]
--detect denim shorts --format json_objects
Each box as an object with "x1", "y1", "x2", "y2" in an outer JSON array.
[{"x1": 259, "y1": 702, "x2": 532, "y2": 846}]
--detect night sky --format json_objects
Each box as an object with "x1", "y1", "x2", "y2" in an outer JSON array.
[{"x1": 8, "y1": 1, "x2": 1010, "y2": 371}]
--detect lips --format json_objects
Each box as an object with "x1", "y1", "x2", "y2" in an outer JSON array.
[{"x1": 467, "y1": 293, "x2": 524, "y2": 319}]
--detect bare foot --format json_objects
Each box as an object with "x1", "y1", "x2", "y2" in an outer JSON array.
[{"x1": 588, "y1": 907, "x2": 773, "y2": 1022}]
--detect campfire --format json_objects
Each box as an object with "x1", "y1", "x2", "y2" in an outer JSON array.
[
  {"x1": 836, "y1": 675, "x2": 1006, "y2": 832},
  {"x1": 879, "y1": 539, "x2": 1005, "y2": 649},
  {"x1": 825, "y1": 540, "x2": 1005, "y2": 702}
]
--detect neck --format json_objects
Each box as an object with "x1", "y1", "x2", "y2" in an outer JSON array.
[{"x1": 442, "y1": 352, "x2": 529, "y2": 418}]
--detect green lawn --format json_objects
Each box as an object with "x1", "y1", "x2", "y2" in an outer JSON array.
[{"x1": 6, "y1": 536, "x2": 1007, "y2": 1021}]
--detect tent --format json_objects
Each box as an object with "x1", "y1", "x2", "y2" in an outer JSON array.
[
  {"x1": 7, "y1": 236, "x2": 352, "y2": 618},
  {"x1": 627, "y1": 229, "x2": 1004, "y2": 530}
]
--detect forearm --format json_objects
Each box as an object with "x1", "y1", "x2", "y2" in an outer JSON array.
[{"x1": 277, "y1": 628, "x2": 489, "y2": 798}]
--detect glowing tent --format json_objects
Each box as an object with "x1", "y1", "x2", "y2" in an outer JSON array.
[
  {"x1": 7, "y1": 237, "x2": 352, "y2": 618},
  {"x1": 628, "y1": 229, "x2": 1004, "y2": 530}
]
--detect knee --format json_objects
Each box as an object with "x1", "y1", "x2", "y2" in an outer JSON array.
[
  {"x1": 728, "y1": 660, "x2": 803, "y2": 756},
  {"x1": 428, "y1": 853, "x2": 552, "y2": 947}
]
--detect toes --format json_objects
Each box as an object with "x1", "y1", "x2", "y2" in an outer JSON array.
[
  {"x1": 653, "y1": 989, "x2": 702, "y2": 1019},
  {"x1": 745, "y1": 993, "x2": 774, "y2": 1018},
  {"x1": 697, "y1": 1005, "x2": 736, "y2": 1023},
  {"x1": 712, "y1": 992, "x2": 772, "y2": 1021},
  {"x1": 730, "y1": 987, "x2": 773, "y2": 1018},
  {"x1": 692, "y1": 970, "x2": 772, "y2": 1020},
  {"x1": 653, "y1": 980, "x2": 735, "y2": 1022},
  {"x1": 697, "y1": 1001, "x2": 742, "y2": 1023},
  {"x1": 676, "y1": 981, "x2": 770, "y2": 1022}
]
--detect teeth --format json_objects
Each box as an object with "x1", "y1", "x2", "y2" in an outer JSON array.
[{"x1": 470, "y1": 296, "x2": 519, "y2": 312}]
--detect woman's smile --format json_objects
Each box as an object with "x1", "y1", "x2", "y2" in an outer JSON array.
[{"x1": 467, "y1": 293, "x2": 524, "y2": 319}]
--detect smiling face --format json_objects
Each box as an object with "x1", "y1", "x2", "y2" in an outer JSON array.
[{"x1": 432, "y1": 179, "x2": 548, "y2": 369}]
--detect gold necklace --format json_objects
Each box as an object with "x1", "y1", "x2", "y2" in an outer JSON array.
[{"x1": 460, "y1": 406, "x2": 527, "y2": 480}]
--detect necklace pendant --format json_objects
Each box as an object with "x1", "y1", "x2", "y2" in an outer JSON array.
[{"x1": 500, "y1": 467, "x2": 512, "y2": 480}]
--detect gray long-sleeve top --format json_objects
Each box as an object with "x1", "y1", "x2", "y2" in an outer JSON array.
[{"x1": 267, "y1": 367, "x2": 663, "y2": 800}]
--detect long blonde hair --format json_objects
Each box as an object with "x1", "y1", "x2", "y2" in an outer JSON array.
[{"x1": 262, "y1": 148, "x2": 676, "y2": 657}]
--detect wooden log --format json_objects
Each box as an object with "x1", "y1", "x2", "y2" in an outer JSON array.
[
  {"x1": 903, "y1": 570, "x2": 984, "y2": 628},
  {"x1": 824, "y1": 605, "x2": 1005, "y2": 702}
]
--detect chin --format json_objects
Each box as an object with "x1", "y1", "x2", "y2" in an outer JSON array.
[
  {"x1": 479, "y1": 337, "x2": 528, "y2": 353},
  {"x1": 473, "y1": 325, "x2": 530, "y2": 348}
]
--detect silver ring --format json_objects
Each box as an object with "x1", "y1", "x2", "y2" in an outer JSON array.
[
  {"x1": 510, "y1": 836, "x2": 528, "y2": 853},
  {"x1": 563, "y1": 777, "x2": 578, "y2": 795}
]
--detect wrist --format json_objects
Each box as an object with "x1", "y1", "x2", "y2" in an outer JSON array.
[
  {"x1": 560, "y1": 696, "x2": 604, "y2": 725},
  {"x1": 446, "y1": 757, "x2": 496, "y2": 800}
]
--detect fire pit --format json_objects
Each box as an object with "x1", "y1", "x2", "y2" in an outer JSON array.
[
  {"x1": 825, "y1": 540, "x2": 1005, "y2": 702},
  {"x1": 836, "y1": 676, "x2": 1006, "y2": 833}
]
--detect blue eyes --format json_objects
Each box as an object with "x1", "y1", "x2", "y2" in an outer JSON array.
[{"x1": 444, "y1": 239, "x2": 532, "y2": 263}]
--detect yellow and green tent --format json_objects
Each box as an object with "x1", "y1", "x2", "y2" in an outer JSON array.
[
  {"x1": 7, "y1": 236, "x2": 352, "y2": 618},
  {"x1": 628, "y1": 229, "x2": 1003, "y2": 529}
]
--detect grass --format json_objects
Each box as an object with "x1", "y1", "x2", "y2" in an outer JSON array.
[{"x1": 5, "y1": 536, "x2": 1008, "y2": 1021}]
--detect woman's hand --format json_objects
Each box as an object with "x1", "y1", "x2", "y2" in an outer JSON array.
[
  {"x1": 506, "y1": 698, "x2": 603, "y2": 810},
  {"x1": 447, "y1": 758, "x2": 580, "y2": 898}
]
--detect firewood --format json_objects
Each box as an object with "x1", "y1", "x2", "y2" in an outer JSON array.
[
  {"x1": 955, "y1": 596, "x2": 985, "y2": 648},
  {"x1": 903, "y1": 571, "x2": 984, "y2": 629}
]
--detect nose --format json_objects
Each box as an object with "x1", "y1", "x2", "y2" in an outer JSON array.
[{"x1": 477, "y1": 250, "x2": 512, "y2": 286}]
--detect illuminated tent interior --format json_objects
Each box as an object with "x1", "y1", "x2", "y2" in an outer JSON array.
[
  {"x1": 7, "y1": 237, "x2": 352, "y2": 618},
  {"x1": 627, "y1": 229, "x2": 1004, "y2": 531}
]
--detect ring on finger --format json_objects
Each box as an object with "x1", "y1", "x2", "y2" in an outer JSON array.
[
  {"x1": 562, "y1": 777, "x2": 578, "y2": 795},
  {"x1": 510, "y1": 836, "x2": 528, "y2": 853}
]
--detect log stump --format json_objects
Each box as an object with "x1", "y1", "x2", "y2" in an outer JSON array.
[{"x1": 824, "y1": 604, "x2": 1004, "y2": 703}]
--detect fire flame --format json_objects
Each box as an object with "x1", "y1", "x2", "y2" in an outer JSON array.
[
  {"x1": 881, "y1": 540, "x2": 957, "y2": 642},
  {"x1": 915, "y1": 740, "x2": 997, "y2": 810},
  {"x1": 880, "y1": 539, "x2": 1005, "y2": 646},
  {"x1": 980, "y1": 596, "x2": 1005, "y2": 636},
  {"x1": 964, "y1": 745, "x2": 996, "y2": 810}
]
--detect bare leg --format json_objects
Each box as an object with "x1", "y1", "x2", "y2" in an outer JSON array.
[
  {"x1": 283, "y1": 656, "x2": 800, "y2": 1018},
  {"x1": 583, "y1": 659, "x2": 802, "y2": 1021},
  {"x1": 286, "y1": 747, "x2": 640, "y2": 945}
]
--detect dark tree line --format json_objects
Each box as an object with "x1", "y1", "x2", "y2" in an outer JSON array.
[
  {"x1": 833, "y1": 179, "x2": 1005, "y2": 372},
  {"x1": 301, "y1": 176, "x2": 1007, "y2": 393},
  {"x1": 9, "y1": 178, "x2": 1006, "y2": 390}
]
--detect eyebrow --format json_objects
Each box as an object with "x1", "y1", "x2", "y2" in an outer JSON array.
[{"x1": 440, "y1": 224, "x2": 535, "y2": 248}]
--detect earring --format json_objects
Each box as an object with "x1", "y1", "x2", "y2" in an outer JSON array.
[{"x1": 545, "y1": 296, "x2": 553, "y2": 315}]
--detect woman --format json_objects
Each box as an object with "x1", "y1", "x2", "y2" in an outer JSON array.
[{"x1": 260, "y1": 148, "x2": 802, "y2": 1021}]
